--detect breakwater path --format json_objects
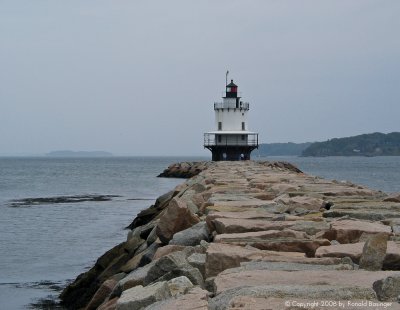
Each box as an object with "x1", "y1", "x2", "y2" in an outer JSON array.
[{"x1": 60, "y1": 161, "x2": 400, "y2": 310}]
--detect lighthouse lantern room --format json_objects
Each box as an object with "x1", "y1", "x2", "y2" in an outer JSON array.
[{"x1": 204, "y1": 77, "x2": 259, "y2": 161}]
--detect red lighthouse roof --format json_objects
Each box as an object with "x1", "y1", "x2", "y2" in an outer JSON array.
[{"x1": 226, "y1": 79, "x2": 238, "y2": 98}]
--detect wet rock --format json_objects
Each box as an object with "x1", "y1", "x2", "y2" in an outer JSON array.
[
  {"x1": 359, "y1": 233, "x2": 388, "y2": 271},
  {"x1": 126, "y1": 190, "x2": 177, "y2": 230},
  {"x1": 98, "y1": 297, "x2": 118, "y2": 310},
  {"x1": 97, "y1": 252, "x2": 133, "y2": 285},
  {"x1": 156, "y1": 198, "x2": 200, "y2": 244},
  {"x1": 85, "y1": 277, "x2": 119, "y2": 310},
  {"x1": 60, "y1": 241, "x2": 127, "y2": 309}
]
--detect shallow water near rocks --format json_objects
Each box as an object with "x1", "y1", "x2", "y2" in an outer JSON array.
[
  {"x1": 0, "y1": 157, "x2": 192, "y2": 309},
  {"x1": 0, "y1": 156, "x2": 399, "y2": 309}
]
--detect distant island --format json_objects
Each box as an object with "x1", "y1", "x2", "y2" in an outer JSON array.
[
  {"x1": 258, "y1": 142, "x2": 312, "y2": 156},
  {"x1": 302, "y1": 132, "x2": 400, "y2": 157},
  {"x1": 46, "y1": 151, "x2": 113, "y2": 157}
]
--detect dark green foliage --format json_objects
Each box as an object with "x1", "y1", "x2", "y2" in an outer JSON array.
[{"x1": 302, "y1": 132, "x2": 400, "y2": 157}]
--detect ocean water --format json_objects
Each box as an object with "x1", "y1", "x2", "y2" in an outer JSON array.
[
  {"x1": 0, "y1": 157, "x2": 202, "y2": 310},
  {"x1": 264, "y1": 155, "x2": 400, "y2": 194},
  {"x1": 0, "y1": 156, "x2": 399, "y2": 309}
]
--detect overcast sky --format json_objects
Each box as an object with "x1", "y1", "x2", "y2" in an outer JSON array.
[{"x1": 1, "y1": 0, "x2": 399, "y2": 156}]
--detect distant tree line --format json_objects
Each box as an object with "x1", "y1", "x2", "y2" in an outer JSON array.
[
  {"x1": 258, "y1": 142, "x2": 312, "y2": 156},
  {"x1": 301, "y1": 132, "x2": 400, "y2": 157}
]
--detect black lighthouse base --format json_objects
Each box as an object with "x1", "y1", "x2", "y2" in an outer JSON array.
[{"x1": 206, "y1": 146, "x2": 257, "y2": 161}]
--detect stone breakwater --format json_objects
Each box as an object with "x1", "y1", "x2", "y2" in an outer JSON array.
[{"x1": 60, "y1": 161, "x2": 400, "y2": 310}]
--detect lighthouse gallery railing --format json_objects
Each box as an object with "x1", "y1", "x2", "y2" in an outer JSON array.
[
  {"x1": 214, "y1": 102, "x2": 249, "y2": 110},
  {"x1": 204, "y1": 133, "x2": 258, "y2": 147}
]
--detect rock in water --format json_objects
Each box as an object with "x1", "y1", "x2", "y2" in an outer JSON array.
[
  {"x1": 85, "y1": 277, "x2": 120, "y2": 310},
  {"x1": 359, "y1": 233, "x2": 388, "y2": 271}
]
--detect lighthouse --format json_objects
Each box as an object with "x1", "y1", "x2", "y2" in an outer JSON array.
[{"x1": 204, "y1": 77, "x2": 259, "y2": 161}]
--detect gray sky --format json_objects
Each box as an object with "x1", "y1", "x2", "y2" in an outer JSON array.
[{"x1": 1, "y1": 0, "x2": 399, "y2": 156}]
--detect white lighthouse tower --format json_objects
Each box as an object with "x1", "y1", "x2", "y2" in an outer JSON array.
[{"x1": 204, "y1": 77, "x2": 259, "y2": 161}]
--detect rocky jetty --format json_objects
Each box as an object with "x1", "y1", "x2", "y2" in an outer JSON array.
[
  {"x1": 60, "y1": 161, "x2": 400, "y2": 310},
  {"x1": 157, "y1": 162, "x2": 211, "y2": 178}
]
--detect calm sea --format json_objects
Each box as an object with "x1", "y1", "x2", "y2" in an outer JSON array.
[
  {"x1": 0, "y1": 156, "x2": 399, "y2": 309},
  {"x1": 266, "y1": 155, "x2": 400, "y2": 194}
]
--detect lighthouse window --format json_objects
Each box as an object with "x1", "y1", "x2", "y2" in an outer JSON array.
[
  {"x1": 242, "y1": 122, "x2": 245, "y2": 130},
  {"x1": 218, "y1": 122, "x2": 222, "y2": 130},
  {"x1": 241, "y1": 135, "x2": 245, "y2": 140},
  {"x1": 217, "y1": 135, "x2": 222, "y2": 143}
]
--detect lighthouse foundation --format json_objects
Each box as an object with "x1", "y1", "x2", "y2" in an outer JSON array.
[
  {"x1": 207, "y1": 146, "x2": 257, "y2": 161},
  {"x1": 204, "y1": 132, "x2": 258, "y2": 161}
]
